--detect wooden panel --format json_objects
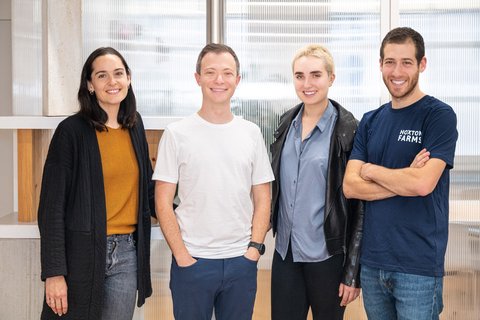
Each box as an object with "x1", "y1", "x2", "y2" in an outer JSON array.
[
  {"x1": 146, "y1": 130, "x2": 163, "y2": 168},
  {"x1": 18, "y1": 130, "x2": 34, "y2": 222},
  {"x1": 17, "y1": 129, "x2": 52, "y2": 222}
]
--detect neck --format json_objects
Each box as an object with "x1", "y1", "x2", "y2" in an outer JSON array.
[
  {"x1": 303, "y1": 100, "x2": 328, "y2": 120},
  {"x1": 198, "y1": 103, "x2": 233, "y2": 124},
  {"x1": 100, "y1": 104, "x2": 121, "y2": 128},
  {"x1": 391, "y1": 89, "x2": 425, "y2": 109}
]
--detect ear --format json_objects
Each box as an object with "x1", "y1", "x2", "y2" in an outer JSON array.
[
  {"x1": 235, "y1": 74, "x2": 241, "y2": 86},
  {"x1": 194, "y1": 72, "x2": 201, "y2": 85},
  {"x1": 87, "y1": 81, "x2": 93, "y2": 91},
  {"x1": 329, "y1": 73, "x2": 336, "y2": 87},
  {"x1": 379, "y1": 58, "x2": 383, "y2": 71},
  {"x1": 419, "y1": 56, "x2": 427, "y2": 73}
]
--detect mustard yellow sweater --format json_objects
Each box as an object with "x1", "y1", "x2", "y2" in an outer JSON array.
[{"x1": 96, "y1": 127, "x2": 139, "y2": 235}]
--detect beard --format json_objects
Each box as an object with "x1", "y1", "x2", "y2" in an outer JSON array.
[{"x1": 383, "y1": 71, "x2": 420, "y2": 100}]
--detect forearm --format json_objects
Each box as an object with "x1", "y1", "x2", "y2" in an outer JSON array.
[
  {"x1": 156, "y1": 206, "x2": 191, "y2": 261},
  {"x1": 155, "y1": 181, "x2": 192, "y2": 263},
  {"x1": 250, "y1": 183, "x2": 271, "y2": 243},
  {"x1": 362, "y1": 161, "x2": 443, "y2": 197},
  {"x1": 343, "y1": 171, "x2": 396, "y2": 201},
  {"x1": 343, "y1": 163, "x2": 395, "y2": 201}
]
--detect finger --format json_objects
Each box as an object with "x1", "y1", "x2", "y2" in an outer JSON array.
[
  {"x1": 56, "y1": 300, "x2": 63, "y2": 316},
  {"x1": 61, "y1": 296, "x2": 68, "y2": 314},
  {"x1": 338, "y1": 284, "x2": 344, "y2": 297},
  {"x1": 340, "y1": 293, "x2": 349, "y2": 306}
]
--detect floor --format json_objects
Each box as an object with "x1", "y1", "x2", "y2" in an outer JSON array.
[{"x1": 140, "y1": 269, "x2": 480, "y2": 320}]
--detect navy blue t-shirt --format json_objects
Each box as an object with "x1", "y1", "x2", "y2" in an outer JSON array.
[{"x1": 350, "y1": 95, "x2": 458, "y2": 277}]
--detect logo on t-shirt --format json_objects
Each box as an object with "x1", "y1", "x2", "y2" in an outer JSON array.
[{"x1": 397, "y1": 129, "x2": 422, "y2": 144}]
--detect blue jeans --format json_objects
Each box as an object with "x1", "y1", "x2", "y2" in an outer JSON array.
[
  {"x1": 360, "y1": 265, "x2": 443, "y2": 320},
  {"x1": 101, "y1": 233, "x2": 137, "y2": 320},
  {"x1": 170, "y1": 255, "x2": 258, "y2": 320}
]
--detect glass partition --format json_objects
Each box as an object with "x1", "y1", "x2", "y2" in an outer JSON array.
[
  {"x1": 225, "y1": 0, "x2": 382, "y2": 148},
  {"x1": 83, "y1": 0, "x2": 206, "y2": 116}
]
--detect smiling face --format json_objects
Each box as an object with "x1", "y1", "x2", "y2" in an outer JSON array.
[
  {"x1": 293, "y1": 55, "x2": 335, "y2": 109},
  {"x1": 88, "y1": 54, "x2": 131, "y2": 111},
  {"x1": 195, "y1": 52, "x2": 240, "y2": 107},
  {"x1": 380, "y1": 40, "x2": 426, "y2": 108}
]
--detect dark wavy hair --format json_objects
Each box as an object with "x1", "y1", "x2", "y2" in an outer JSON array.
[
  {"x1": 78, "y1": 47, "x2": 137, "y2": 131},
  {"x1": 380, "y1": 27, "x2": 425, "y2": 65}
]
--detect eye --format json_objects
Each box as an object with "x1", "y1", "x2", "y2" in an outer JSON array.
[
  {"x1": 115, "y1": 70, "x2": 125, "y2": 76},
  {"x1": 295, "y1": 75, "x2": 304, "y2": 80},
  {"x1": 97, "y1": 73, "x2": 107, "y2": 79}
]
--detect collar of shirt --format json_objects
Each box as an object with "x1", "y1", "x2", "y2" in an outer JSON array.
[{"x1": 291, "y1": 101, "x2": 336, "y2": 137}]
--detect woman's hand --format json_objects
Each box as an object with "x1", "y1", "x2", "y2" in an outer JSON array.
[
  {"x1": 338, "y1": 283, "x2": 360, "y2": 306},
  {"x1": 45, "y1": 275, "x2": 68, "y2": 316}
]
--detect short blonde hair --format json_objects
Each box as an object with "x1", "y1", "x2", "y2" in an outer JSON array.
[{"x1": 292, "y1": 44, "x2": 335, "y2": 75}]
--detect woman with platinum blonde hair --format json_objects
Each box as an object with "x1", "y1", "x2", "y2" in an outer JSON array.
[{"x1": 270, "y1": 44, "x2": 363, "y2": 319}]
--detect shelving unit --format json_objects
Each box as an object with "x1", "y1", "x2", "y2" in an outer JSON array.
[{"x1": 0, "y1": 115, "x2": 181, "y2": 239}]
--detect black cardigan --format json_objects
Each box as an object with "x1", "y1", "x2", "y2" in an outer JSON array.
[{"x1": 38, "y1": 113, "x2": 154, "y2": 319}]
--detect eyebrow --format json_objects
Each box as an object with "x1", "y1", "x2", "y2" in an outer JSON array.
[
  {"x1": 294, "y1": 71, "x2": 322, "y2": 75},
  {"x1": 94, "y1": 68, "x2": 125, "y2": 76}
]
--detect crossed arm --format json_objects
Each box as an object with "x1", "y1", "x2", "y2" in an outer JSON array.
[{"x1": 343, "y1": 149, "x2": 446, "y2": 201}]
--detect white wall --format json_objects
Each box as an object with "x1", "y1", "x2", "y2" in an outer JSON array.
[{"x1": 0, "y1": 0, "x2": 13, "y2": 217}]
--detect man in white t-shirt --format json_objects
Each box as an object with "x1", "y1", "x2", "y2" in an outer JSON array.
[{"x1": 153, "y1": 43, "x2": 274, "y2": 320}]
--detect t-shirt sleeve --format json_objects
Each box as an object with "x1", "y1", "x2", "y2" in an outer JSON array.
[
  {"x1": 152, "y1": 127, "x2": 179, "y2": 183},
  {"x1": 349, "y1": 113, "x2": 369, "y2": 163},
  {"x1": 423, "y1": 107, "x2": 458, "y2": 169},
  {"x1": 252, "y1": 129, "x2": 275, "y2": 185}
]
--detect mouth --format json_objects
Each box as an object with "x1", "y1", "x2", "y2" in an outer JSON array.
[
  {"x1": 391, "y1": 80, "x2": 406, "y2": 86},
  {"x1": 106, "y1": 89, "x2": 120, "y2": 94},
  {"x1": 303, "y1": 90, "x2": 317, "y2": 96},
  {"x1": 211, "y1": 88, "x2": 227, "y2": 93}
]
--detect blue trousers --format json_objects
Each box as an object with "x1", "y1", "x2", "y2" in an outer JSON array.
[
  {"x1": 170, "y1": 255, "x2": 258, "y2": 320},
  {"x1": 101, "y1": 233, "x2": 137, "y2": 320},
  {"x1": 361, "y1": 265, "x2": 444, "y2": 320}
]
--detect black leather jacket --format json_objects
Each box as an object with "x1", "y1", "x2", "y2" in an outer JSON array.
[{"x1": 270, "y1": 100, "x2": 363, "y2": 287}]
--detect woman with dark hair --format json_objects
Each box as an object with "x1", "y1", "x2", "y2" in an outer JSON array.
[{"x1": 38, "y1": 47, "x2": 155, "y2": 320}]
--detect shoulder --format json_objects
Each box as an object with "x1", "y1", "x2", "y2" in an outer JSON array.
[
  {"x1": 166, "y1": 114, "x2": 195, "y2": 132},
  {"x1": 234, "y1": 117, "x2": 265, "y2": 139},
  {"x1": 421, "y1": 96, "x2": 456, "y2": 117},
  {"x1": 331, "y1": 99, "x2": 358, "y2": 128},
  {"x1": 55, "y1": 114, "x2": 91, "y2": 136},
  {"x1": 360, "y1": 104, "x2": 389, "y2": 124},
  {"x1": 278, "y1": 103, "x2": 302, "y2": 123}
]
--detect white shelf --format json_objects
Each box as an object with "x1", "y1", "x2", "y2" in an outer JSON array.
[
  {"x1": 0, "y1": 212, "x2": 165, "y2": 240},
  {"x1": 0, "y1": 116, "x2": 183, "y2": 130}
]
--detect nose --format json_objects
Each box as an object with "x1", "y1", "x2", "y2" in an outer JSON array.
[
  {"x1": 392, "y1": 63, "x2": 402, "y2": 76},
  {"x1": 214, "y1": 74, "x2": 224, "y2": 83},
  {"x1": 107, "y1": 75, "x2": 117, "y2": 85},
  {"x1": 303, "y1": 77, "x2": 311, "y2": 88}
]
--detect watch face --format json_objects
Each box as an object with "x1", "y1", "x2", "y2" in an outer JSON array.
[
  {"x1": 249, "y1": 241, "x2": 265, "y2": 255},
  {"x1": 258, "y1": 244, "x2": 265, "y2": 255}
]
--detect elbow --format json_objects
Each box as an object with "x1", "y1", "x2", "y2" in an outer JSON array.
[
  {"x1": 415, "y1": 184, "x2": 435, "y2": 197},
  {"x1": 410, "y1": 178, "x2": 436, "y2": 197},
  {"x1": 342, "y1": 181, "x2": 355, "y2": 199}
]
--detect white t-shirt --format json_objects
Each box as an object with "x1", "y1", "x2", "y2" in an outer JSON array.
[{"x1": 153, "y1": 113, "x2": 274, "y2": 259}]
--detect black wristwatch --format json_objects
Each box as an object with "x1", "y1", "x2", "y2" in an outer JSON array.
[{"x1": 248, "y1": 241, "x2": 265, "y2": 255}]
